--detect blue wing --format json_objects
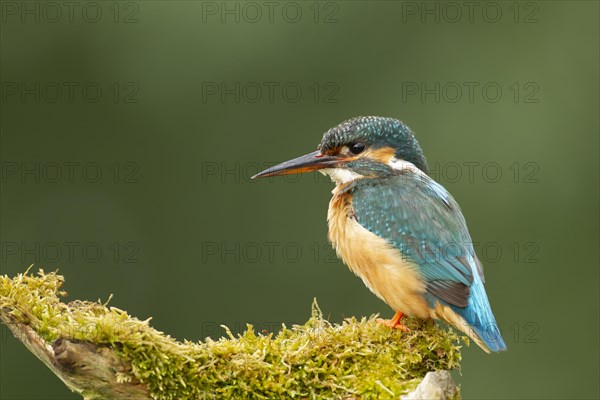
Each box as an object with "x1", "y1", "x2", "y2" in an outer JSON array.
[{"x1": 351, "y1": 172, "x2": 483, "y2": 308}]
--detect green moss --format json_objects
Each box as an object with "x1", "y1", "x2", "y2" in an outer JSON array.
[{"x1": 0, "y1": 269, "x2": 463, "y2": 399}]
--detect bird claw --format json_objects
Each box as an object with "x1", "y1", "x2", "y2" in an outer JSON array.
[{"x1": 376, "y1": 317, "x2": 411, "y2": 332}]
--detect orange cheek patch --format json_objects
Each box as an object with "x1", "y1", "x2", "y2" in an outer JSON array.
[
  {"x1": 323, "y1": 146, "x2": 396, "y2": 164},
  {"x1": 322, "y1": 147, "x2": 343, "y2": 156},
  {"x1": 361, "y1": 147, "x2": 396, "y2": 164}
]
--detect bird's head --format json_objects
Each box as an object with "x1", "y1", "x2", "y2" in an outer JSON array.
[{"x1": 252, "y1": 116, "x2": 428, "y2": 184}]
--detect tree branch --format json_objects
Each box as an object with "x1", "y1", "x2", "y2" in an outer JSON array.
[
  {"x1": 1, "y1": 314, "x2": 150, "y2": 399},
  {"x1": 0, "y1": 269, "x2": 463, "y2": 399}
]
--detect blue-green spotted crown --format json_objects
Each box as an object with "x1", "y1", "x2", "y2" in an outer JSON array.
[{"x1": 318, "y1": 116, "x2": 429, "y2": 173}]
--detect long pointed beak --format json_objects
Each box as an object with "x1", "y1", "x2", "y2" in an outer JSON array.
[{"x1": 252, "y1": 150, "x2": 340, "y2": 179}]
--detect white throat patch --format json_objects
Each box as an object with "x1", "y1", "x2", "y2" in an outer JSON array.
[
  {"x1": 320, "y1": 168, "x2": 364, "y2": 184},
  {"x1": 320, "y1": 158, "x2": 426, "y2": 185}
]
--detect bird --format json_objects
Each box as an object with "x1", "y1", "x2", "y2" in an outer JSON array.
[{"x1": 252, "y1": 116, "x2": 506, "y2": 353}]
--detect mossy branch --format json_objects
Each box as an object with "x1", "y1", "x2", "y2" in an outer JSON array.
[{"x1": 0, "y1": 269, "x2": 463, "y2": 399}]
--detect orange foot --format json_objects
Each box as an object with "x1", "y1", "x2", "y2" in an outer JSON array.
[{"x1": 377, "y1": 311, "x2": 410, "y2": 332}]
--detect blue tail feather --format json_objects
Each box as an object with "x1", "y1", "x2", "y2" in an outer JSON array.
[{"x1": 453, "y1": 273, "x2": 507, "y2": 352}]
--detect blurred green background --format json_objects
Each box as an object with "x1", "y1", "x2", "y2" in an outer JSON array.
[{"x1": 1, "y1": 1, "x2": 598, "y2": 399}]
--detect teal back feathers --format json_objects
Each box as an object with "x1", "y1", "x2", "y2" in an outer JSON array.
[{"x1": 349, "y1": 171, "x2": 506, "y2": 352}]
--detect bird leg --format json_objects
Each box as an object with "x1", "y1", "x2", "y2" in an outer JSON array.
[{"x1": 377, "y1": 311, "x2": 410, "y2": 332}]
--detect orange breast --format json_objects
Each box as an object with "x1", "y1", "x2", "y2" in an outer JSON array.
[{"x1": 326, "y1": 185, "x2": 430, "y2": 318}]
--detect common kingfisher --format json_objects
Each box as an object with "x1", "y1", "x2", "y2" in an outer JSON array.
[{"x1": 252, "y1": 116, "x2": 507, "y2": 353}]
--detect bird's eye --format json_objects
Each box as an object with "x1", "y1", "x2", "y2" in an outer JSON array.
[{"x1": 349, "y1": 143, "x2": 366, "y2": 155}]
